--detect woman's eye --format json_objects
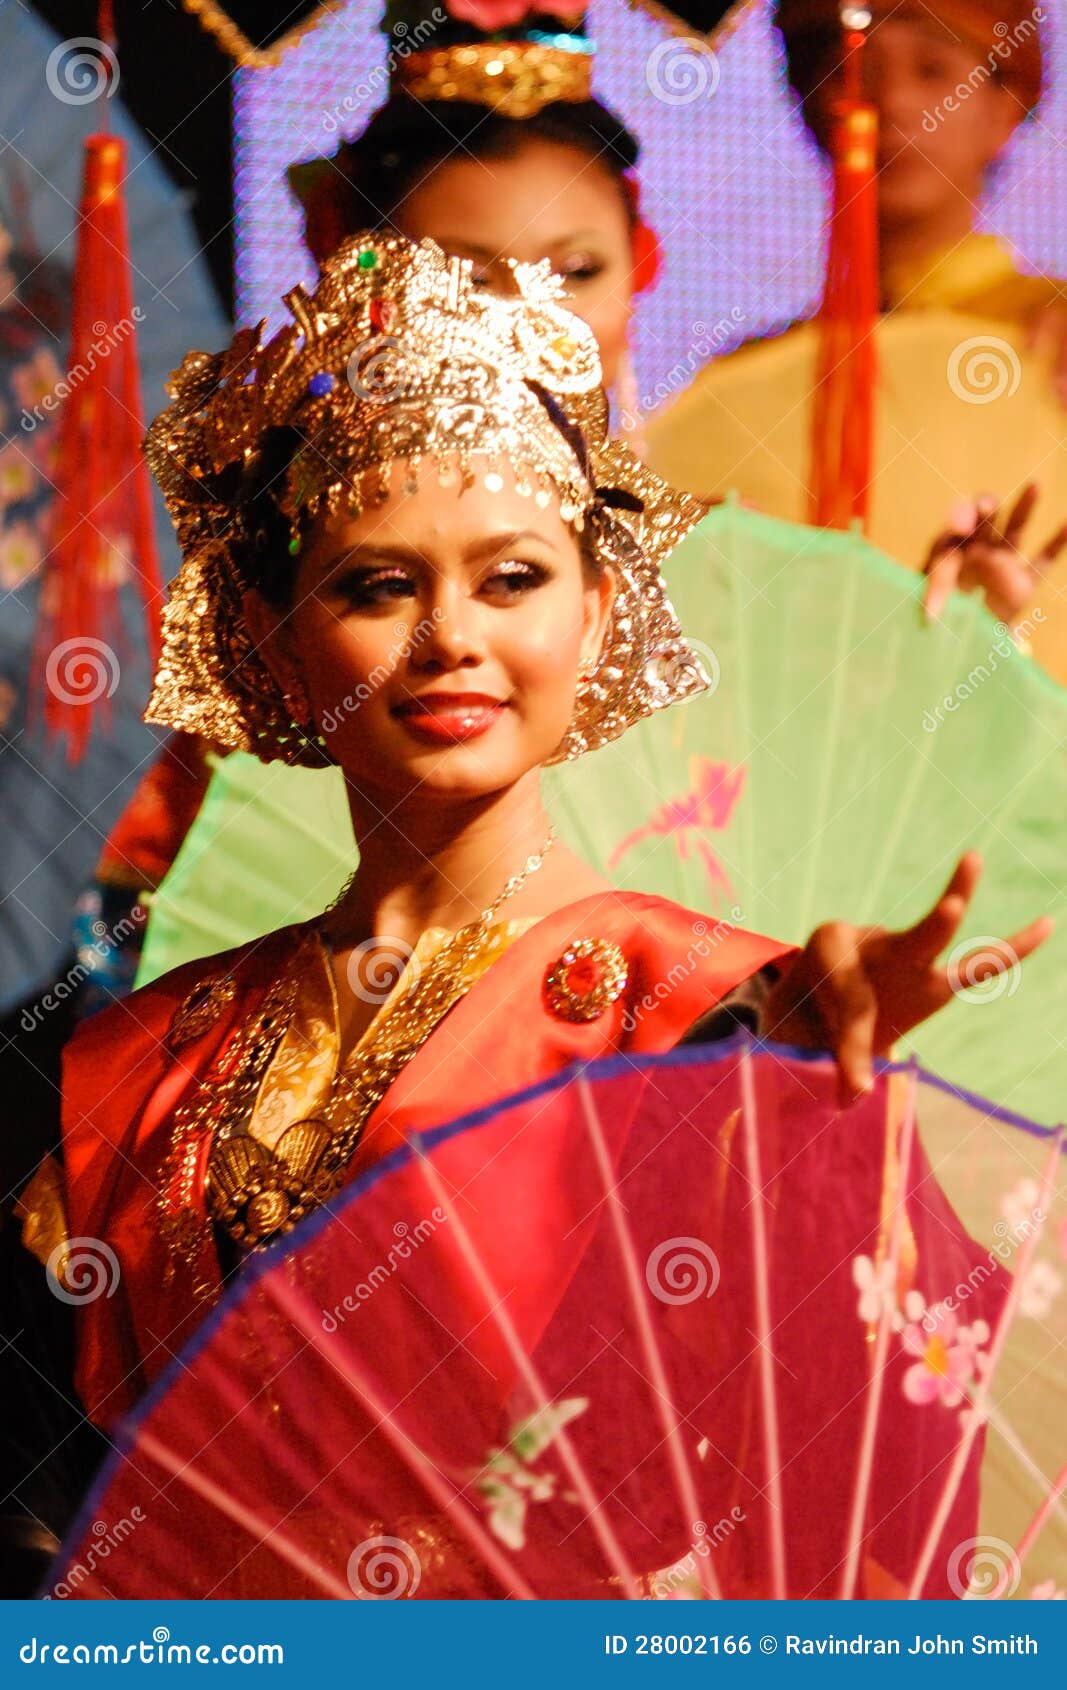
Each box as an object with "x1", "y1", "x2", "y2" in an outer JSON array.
[
  {"x1": 334, "y1": 570, "x2": 416, "y2": 607},
  {"x1": 482, "y1": 560, "x2": 550, "y2": 598},
  {"x1": 558, "y1": 254, "x2": 603, "y2": 284},
  {"x1": 872, "y1": 49, "x2": 952, "y2": 87}
]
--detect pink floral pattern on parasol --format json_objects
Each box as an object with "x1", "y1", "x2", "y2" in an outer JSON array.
[
  {"x1": 899, "y1": 1295, "x2": 989, "y2": 1409},
  {"x1": 607, "y1": 759, "x2": 746, "y2": 908}
]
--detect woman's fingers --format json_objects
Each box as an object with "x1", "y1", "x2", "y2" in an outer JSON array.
[
  {"x1": 896, "y1": 853, "x2": 982, "y2": 966},
  {"x1": 1001, "y1": 482, "x2": 1038, "y2": 549},
  {"x1": 779, "y1": 862, "x2": 1049, "y2": 1107},
  {"x1": 921, "y1": 489, "x2": 1047, "y2": 621},
  {"x1": 970, "y1": 494, "x2": 1001, "y2": 548},
  {"x1": 946, "y1": 917, "x2": 1053, "y2": 996},
  {"x1": 807, "y1": 928, "x2": 880, "y2": 1106},
  {"x1": 956, "y1": 550, "x2": 1037, "y2": 622},
  {"x1": 1034, "y1": 521, "x2": 1067, "y2": 573},
  {"x1": 923, "y1": 545, "x2": 963, "y2": 619},
  {"x1": 1001, "y1": 915, "x2": 1056, "y2": 968},
  {"x1": 989, "y1": 915, "x2": 1053, "y2": 970}
]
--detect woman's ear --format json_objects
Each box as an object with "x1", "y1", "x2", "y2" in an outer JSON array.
[{"x1": 579, "y1": 566, "x2": 617, "y2": 673}]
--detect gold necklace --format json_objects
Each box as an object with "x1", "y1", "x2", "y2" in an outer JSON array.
[
  {"x1": 204, "y1": 830, "x2": 557, "y2": 1254},
  {"x1": 321, "y1": 827, "x2": 557, "y2": 943}
]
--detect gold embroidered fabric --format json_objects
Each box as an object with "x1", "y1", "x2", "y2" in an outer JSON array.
[
  {"x1": 204, "y1": 918, "x2": 536, "y2": 1254},
  {"x1": 248, "y1": 918, "x2": 535, "y2": 1152},
  {"x1": 14, "y1": 1154, "x2": 69, "y2": 1276}
]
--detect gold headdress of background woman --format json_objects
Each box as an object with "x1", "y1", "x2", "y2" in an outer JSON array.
[{"x1": 146, "y1": 232, "x2": 708, "y2": 767}]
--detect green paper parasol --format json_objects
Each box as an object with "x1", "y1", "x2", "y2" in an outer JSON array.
[{"x1": 137, "y1": 502, "x2": 1067, "y2": 1125}]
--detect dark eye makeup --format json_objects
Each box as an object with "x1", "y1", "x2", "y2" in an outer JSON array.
[
  {"x1": 482, "y1": 559, "x2": 553, "y2": 597},
  {"x1": 327, "y1": 558, "x2": 553, "y2": 611}
]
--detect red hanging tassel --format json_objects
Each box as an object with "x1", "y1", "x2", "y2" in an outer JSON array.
[
  {"x1": 34, "y1": 84, "x2": 163, "y2": 760},
  {"x1": 808, "y1": 17, "x2": 879, "y2": 532}
]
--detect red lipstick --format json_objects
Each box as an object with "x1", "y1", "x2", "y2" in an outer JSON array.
[{"x1": 392, "y1": 692, "x2": 508, "y2": 745}]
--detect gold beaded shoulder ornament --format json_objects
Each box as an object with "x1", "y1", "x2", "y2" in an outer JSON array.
[{"x1": 144, "y1": 232, "x2": 709, "y2": 766}]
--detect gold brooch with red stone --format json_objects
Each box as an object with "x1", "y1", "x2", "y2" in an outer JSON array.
[
  {"x1": 544, "y1": 939, "x2": 628, "y2": 1023},
  {"x1": 167, "y1": 975, "x2": 238, "y2": 1048}
]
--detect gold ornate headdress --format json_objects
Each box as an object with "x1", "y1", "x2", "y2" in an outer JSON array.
[
  {"x1": 387, "y1": 2, "x2": 593, "y2": 120},
  {"x1": 395, "y1": 37, "x2": 591, "y2": 120},
  {"x1": 145, "y1": 232, "x2": 707, "y2": 766}
]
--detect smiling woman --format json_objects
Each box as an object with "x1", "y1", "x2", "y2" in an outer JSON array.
[
  {"x1": 107, "y1": 0, "x2": 664, "y2": 1002},
  {"x1": 59, "y1": 231, "x2": 761, "y2": 1386},
  {"x1": 35, "y1": 231, "x2": 1053, "y2": 1600},
  {"x1": 245, "y1": 466, "x2": 614, "y2": 801}
]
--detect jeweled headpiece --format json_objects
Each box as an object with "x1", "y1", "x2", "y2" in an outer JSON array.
[
  {"x1": 145, "y1": 232, "x2": 707, "y2": 767},
  {"x1": 387, "y1": 1, "x2": 593, "y2": 119}
]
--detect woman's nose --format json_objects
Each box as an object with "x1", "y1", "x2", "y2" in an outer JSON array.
[{"x1": 411, "y1": 588, "x2": 488, "y2": 670}]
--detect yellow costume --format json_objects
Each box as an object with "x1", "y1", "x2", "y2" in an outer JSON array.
[{"x1": 647, "y1": 234, "x2": 1067, "y2": 683}]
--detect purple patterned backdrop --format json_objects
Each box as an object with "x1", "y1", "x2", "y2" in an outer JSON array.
[{"x1": 235, "y1": 0, "x2": 1065, "y2": 406}]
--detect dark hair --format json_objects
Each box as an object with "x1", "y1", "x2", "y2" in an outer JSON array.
[
  {"x1": 292, "y1": 93, "x2": 640, "y2": 264},
  {"x1": 228, "y1": 425, "x2": 307, "y2": 608}
]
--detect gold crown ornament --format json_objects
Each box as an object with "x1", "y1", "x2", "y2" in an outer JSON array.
[
  {"x1": 395, "y1": 38, "x2": 592, "y2": 119},
  {"x1": 385, "y1": 0, "x2": 595, "y2": 118},
  {"x1": 145, "y1": 233, "x2": 708, "y2": 767}
]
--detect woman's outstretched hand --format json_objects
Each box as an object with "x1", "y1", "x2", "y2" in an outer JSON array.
[
  {"x1": 921, "y1": 485, "x2": 1067, "y2": 624},
  {"x1": 762, "y1": 853, "x2": 1053, "y2": 1107}
]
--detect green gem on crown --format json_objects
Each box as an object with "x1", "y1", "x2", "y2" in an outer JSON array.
[{"x1": 357, "y1": 248, "x2": 378, "y2": 271}]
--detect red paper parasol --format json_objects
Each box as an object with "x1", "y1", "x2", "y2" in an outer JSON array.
[{"x1": 48, "y1": 1042, "x2": 1065, "y2": 1600}]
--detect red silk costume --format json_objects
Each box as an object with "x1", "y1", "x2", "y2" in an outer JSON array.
[{"x1": 62, "y1": 892, "x2": 793, "y2": 1431}]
